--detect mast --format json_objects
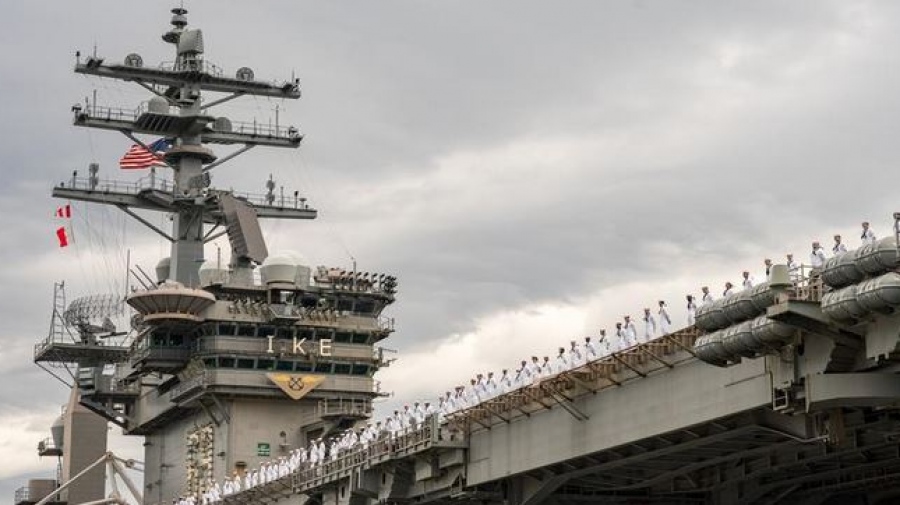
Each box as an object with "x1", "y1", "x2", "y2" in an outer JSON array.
[
  {"x1": 31, "y1": 8, "x2": 398, "y2": 504},
  {"x1": 56, "y1": 7, "x2": 312, "y2": 285}
]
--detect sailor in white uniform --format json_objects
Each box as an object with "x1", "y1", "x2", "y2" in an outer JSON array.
[
  {"x1": 623, "y1": 315, "x2": 638, "y2": 346},
  {"x1": 787, "y1": 253, "x2": 800, "y2": 281},
  {"x1": 833, "y1": 234, "x2": 847, "y2": 254},
  {"x1": 861, "y1": 221, "x2": 876, "y2": 245},
  {"x1": 657, "y1": 300, "x2": 672, "y2": 335},
  {"x1": 722, "y1": 281, "x2": 735, "y2": 297},
  {"x1": 585, "y1": 335, "x2": 599, "y2": 360},
  {"x1": 540, "y1": 356, "x2": 553, "y2": 376},
  {"x1": 741, "y1": 271, "x2": 753, "y2": 289},
  {"x1": 810, "y1": 241, "x2": 827, "y2": 269},
  {"x1": 597, "y1": 330, "x2": 613, "y2": 354},
  {"x1": 686, "y1": 294, "x2": 697, "y2": 326},
  {"x1": 642, "y1": 308, "x2": 656, "y2": 342},
  {"x1": 701, "y1": 286, "x2": 714, "y2": 306},
  {"x1": 484, "y1": 371, "x2": 497, "y2": 398},
  {"x1": 528, "y1": 356, "x2": 542, "y2": 381},
  {"x1": 498, "y1": 369, "x2": 513, "y2": 393},
  {"x1": 466, "y1": 379, "x2": 481, "y2": 407},
  {"x1": 763, "y1": 258, "x2": 773, "y2": 280},
  {"x1": 554, "y1": 347, "x2": 568, "y2": 373},
  {"x1": 514, "y1": 360, "x2": 531, "y2": 388},
  {"x1": 568, "y1": 340, "x2": 584, "y2": 368},
  {"x1": 615, "y1": 322, "x2": 627, "y2": 349}
]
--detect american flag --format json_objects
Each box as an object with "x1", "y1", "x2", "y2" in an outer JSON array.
[{"x1": 119, "y1": 138, "x2": 173, "y2": 169}]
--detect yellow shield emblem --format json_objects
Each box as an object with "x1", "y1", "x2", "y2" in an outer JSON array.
[{"x1": 266, "y1": 373, "x2": 325, "y2": 400}]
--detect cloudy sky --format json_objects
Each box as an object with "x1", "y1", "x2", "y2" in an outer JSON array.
[{"x1": 3, "y1": 0, "x2": 900, "y2": 500}]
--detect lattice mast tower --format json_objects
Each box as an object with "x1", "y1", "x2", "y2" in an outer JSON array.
[
  {"x1": 60, "y1": 7, "x2": 310, "y2": 282},
  {"x1": 51, "y1": 8, "x2": 395, "y2": 503}
]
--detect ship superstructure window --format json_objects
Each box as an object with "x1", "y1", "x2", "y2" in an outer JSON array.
[
  {"x1": 237, "y1": 324, "x2": 255, "y2": 337},
  {"x1": 218, "y1": 323, "x2": 237, "y2": 336},
  {"x1": 355, "y1": 299, "x2": 376, "y2": 315},
  {"x1": 198, "y1": 356, "x2": 372, "y2": 375}
]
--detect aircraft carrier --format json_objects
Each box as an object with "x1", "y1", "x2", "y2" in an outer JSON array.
[{"x1": 13, "y1": 7, "x2": 900, "y2": 505}]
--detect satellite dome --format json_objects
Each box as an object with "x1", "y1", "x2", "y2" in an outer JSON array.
[
  {"x1": 50, "y1": 413, "x2": 65, "y2": 450},
  {"x1": 260, "y1": 251, "x2": 308, "y2": 286},
  {"x1": 198, "y1": 259, "x2": 228, "y2": 287},
  {"x1": 148, "y1": 96, "x2": 170, "y2": 114},
  {"x1": 155, "y1": 257, "x2": 171, "y2": 283},
  {"x1": 263, "y1": 251, "x2": 307, "y2": 267}
]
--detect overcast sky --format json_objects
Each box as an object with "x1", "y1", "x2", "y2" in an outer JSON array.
[{"x1": 2, "y1": 0, "x2": 900, "y2": 501}]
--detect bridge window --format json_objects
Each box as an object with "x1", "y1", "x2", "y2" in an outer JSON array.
[
  {"x1": 219, "y1": 357, "x2": 236, "y2": 368},
  {"x1": 334, "y1": 363, "x2": 351, "y2": 374},
  {"x1": 218, "y1": 323, "x2": 237, "y2": 336},
  {"x1": 351, "y1": 364, "x2": 369, "y2": 375},
  {"x1": 276, "y1": 361, "x2": 294, "y2": 371},
  {"x1": 295, "y1": 362, "x2": 312, "y2": 372},
  {"x1": 351, "y1": 333, "x2": 369, "y2": 344},
  {"x1": 314, "y1": 363, "x2": 332, "y2": 373},
  {"x1": 258, "y1": 326, "x2": 275, "y2": 338},
  {"x1": 237, "y1": 359, "x2": 255, "y2": 370},
  {"x1": 334, "y1": 331, "x2": 352, "y2": 343},
  {"x1": 315, "y1": 329, "x2": 334, "y2": 341},
  {"x1": 336, "y1": 299, "x2": 353, "y2": 312},
  {"x1": 258, "y1": 359, "x2": 274, "y2": 370},
  {"x1": 355, "y1": 300, "x2": 375, "y2": 315},
  {"x1": 203, "y1": 358, "x2": 216, "y2": 367},
  {"x1": 276, "y1": 327, "x2": 294, "y2": 339},
  {"x1": 237, "y1": 325, "x2": 256, "y2": 337}
]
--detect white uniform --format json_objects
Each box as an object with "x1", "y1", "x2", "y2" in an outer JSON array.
[
  {"x1": 642, "y1": 314, "x2": 656, "y2": 341},
  {"x1": 687, "y1": 299, "x2": 697, "y2": 326},
  {"x1": 742, "y1": 276, "x2": 754, "y2": 289},
  {"x1": 499, "y1": 371, "x2": 513, "y2": 393},
  {"x1": 514, "y1": 366, "x2": 530, "y2": 389},
  {"x1": 615, "y1": 327, "x2": 628, "y2": 349},
  {"x1": 585, "y1": 338, "x2": 599, "y2": 360},
  {"x1": 568, "y1": 345, "x2": 584, "y2": 368},
  {"x1": 658, "y1": 306, "x2": 672, "y2": 335},
  {"x1": 624, "y1": 321, "x2": 638, "y2": 345},
  {"x1": 540, "y1": 359, "x2": 553, "y2": 377},
  {"x1": 833, "y1": 242, "x2": 847, "y2": 254},
  {"x1": 810, "y1": 246, "x2": 827, "y2": 268},
  {"x1": 484, "y1": 375, "x2": 497, "y2": 398},
  {"x1": 723, "y1": 286, "x2": 735, "y2": 297},
  {"x1": 554, "y1": 353, "x2": 568, "y2": 373},
  {"x1": 788, "y1": 259, "x2": 800, "y2": 281},
  {"x1": 861, "y1": 227, "x2": 876, "y2": 245},
  {"x1": 599, "y1": 335, "x2": 614, "y2": 354},
  {"x1": 528, "y1": 360, "x2": 542, "y2": 381},
  {"x1": 701, "y1": 292, "x2": 715, "y2": 307}
]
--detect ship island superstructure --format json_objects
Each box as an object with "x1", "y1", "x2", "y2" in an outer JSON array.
[{"x1": 27, "y1": 8, "x2": 397, "y2": 504}]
